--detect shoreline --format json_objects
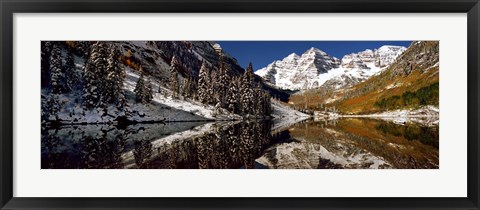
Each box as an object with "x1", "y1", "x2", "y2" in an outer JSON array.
[{"x1": 339, "y1": 114, "x2": 438, "y2": 118}]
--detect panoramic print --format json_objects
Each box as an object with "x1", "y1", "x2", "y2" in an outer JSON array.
[{"x1": 41, "y1": 41, "x2": 439, "y2": 169}]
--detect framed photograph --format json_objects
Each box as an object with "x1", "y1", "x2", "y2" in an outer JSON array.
[{"x1": 1, "y1": 0, "x2": 479, "y2": 209}]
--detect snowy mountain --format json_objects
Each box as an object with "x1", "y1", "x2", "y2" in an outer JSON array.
[
  {"x1": 255, "y1": 45, "x2": 407, "y2": 90},
  {"x1": 41, "y1": 41, "x2": 300, "y2": 125},
  {"x1": 333, "y1": 41, "x2": 439, "y2": 114}
]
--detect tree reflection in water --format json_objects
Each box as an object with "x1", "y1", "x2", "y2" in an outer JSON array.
[
  {"x1": 41, "y1": 118, "x2": 439, "y2": 169},
  {"x1": 149, "y1": 121, "x2": 272, "y2": 169}
]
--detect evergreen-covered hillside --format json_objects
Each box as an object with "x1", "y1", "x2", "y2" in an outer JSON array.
[{"x1": 41, "y1": 41, "x2": 274, "y2": 125}]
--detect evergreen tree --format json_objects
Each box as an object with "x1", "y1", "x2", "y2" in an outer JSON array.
[
  {"x1": 184, "y1": 76, "x2": 196, "y2": 99},
  {"x1": 73, "y1": 41, "x2": 91, "y2": 57},
  {"x1": 134, "y1": 71, "x2": 148, "y2": 103},
  {"x1": 209, "y1": 68, "x2": 219, "y2": 105},
  {"x1": 83, "y1": 41, "x2": 109, "y2": 109},
  {"x1": 252, "y1": 84, "x2": 262, "y2": 116},
  {"x1": 91, "y1": 42, "x2": 109, "y2": 107},
  {"x1": 83, "y1": 42, "x2": 108, "y2": 109},
  {"x1": 216, "y1": 55, "x2": 230, "y2": 108},
  {"x1": 49, "y1": 43, "x2": 63, "y2": 94},
  {"x1": 225, "y1": 77, "x2": 240, "y2": 114},
  {"x1": 240, "y1": 62, "x2": 256, "y2": 116},
  {"x1": 64, "y1": 49, "x2": 75, "y2": 93},
  {"x1": 105, "y1": 45, "x2": 126, "y2": 108},
  {"x1": 46, "y1": 94, "x2": 60, "y2": 122},
  {"x1": 41, "y1": 41, "x2": 52, "y2": 88},
  {"x1": 197, "y1": 60, "x2": 211, "y2": 104},
  {"x1": 169, "y1": 56, "x2": 180, "y2": 98},
  {"x1": 179, "y1": 79, "x2": 187, "y2": 98},
  {"x1": 83, "y1": 49, "x2": 97, "y2": 109},
  {"x1": 145, "y1": 78, "x2": 153, "y2": 103}
]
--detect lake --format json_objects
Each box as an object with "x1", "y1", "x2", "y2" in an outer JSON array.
[{"x1": 41, "y1": 117, "x2": 439, "y2": 169}]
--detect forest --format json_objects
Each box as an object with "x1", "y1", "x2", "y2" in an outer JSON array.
[
  {"x1": 41, "y1": 41, "x2": 272, "y2": 125},
  {"x1": 374, "y1": 82, "x2": 439, "y2": 111}
]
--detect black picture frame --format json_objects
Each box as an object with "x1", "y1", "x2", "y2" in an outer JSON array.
[{"x1": 1, "y1": 0, "x2": 479, "y2": 209}]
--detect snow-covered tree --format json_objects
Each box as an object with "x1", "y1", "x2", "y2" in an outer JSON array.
[
  {"x1": 240, "y1": 62, "x2": 256, "y2": 115},
  {"x1": 83, "y1": 50, "x2": 97, "y2": 109},
  {"x1": 83, "y1": 41, "x2": 109, "y2": 109},
  {"x1": 91, "y1": 42, "x2": 109, "y2": 107},
  {"x1": 64, "y1": 49, "x2": 75, "y2": 93},
  {"x1": 49, "y1": 43, "x2": 63, "y2": 94},
  {"x1": 251, "y1": 84, "x2": 262, "y2": 116},
  {"x1": 184, "y1": 76, "x2": 197, "y2": 99},
  {"x1": 134, "y1": 71, "x2": 149, "y2": 103},
  {"x1": 209, "y1": 68, "x2": 219, "y2": 105},
  {"x1": 169, "y1": 56, "x2": 180, "y2": 98},
  {"x1": 197, "y1": 60, "x2": 211, "y2": 104},
  {"x1": 105, "y1": 45, "x2": 126, "y2": 108},
  {"x1": 225, "y1": 77, "x2": 240, "y2": 114},
  {"x1": 216, "y1": 55, "x2": 230, "y2": 108},
  {"x1": 46, "y1": 94, "x2": 60, "y2": 122},
  {"x1": 238, "y1": 62, "x2": 272, "y2": 117},
  {"x1": 41, "y1": 41, "x2": 52, "y2": 88}
]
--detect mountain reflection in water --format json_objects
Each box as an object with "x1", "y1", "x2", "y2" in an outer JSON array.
[{"x1": 41, "y1": 118, "x2": 439, "y2": 169}]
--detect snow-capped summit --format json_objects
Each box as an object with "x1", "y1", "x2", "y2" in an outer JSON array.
[
  {"x1": 286, "y1": 52, "x2": 300, "y2": 59},
  {"x1": 256, "y1": 45, "x2": 406, "y2": 90},
  {"x1": 255, "y1": 47, "x2": 340, "y2": 90},
  {"x1": 375, "y1": 45, "x2": 407, "y2": 68},
  {"x1": 341, "y1": 45, "x2": 406, "y2": 69}
]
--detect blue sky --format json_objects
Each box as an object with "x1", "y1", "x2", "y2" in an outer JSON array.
[{"x1": 216, "y1": 41, "x2": 412, "y2": 70}]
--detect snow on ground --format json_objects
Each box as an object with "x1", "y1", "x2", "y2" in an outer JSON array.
[
  {"x1": 341, "y1": 106, "x2": 440, "y2": 126},
  {"x1": 119, "y1": 98, "x2": 311, "y2": 168},
  {"x1": 270, "y1": 99, "x2": 310, "y2": 133},
  {"x1": 125, "y1": 68, "x2": 241, "y2": 121},
  {"x1": 385, "y1": 82, "x2": 403, "y2": 90},
  {"x1": 47, "y1": 90, "x2": 208, "y2": 124}
]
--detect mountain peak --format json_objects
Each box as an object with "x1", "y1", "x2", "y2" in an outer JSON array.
[
  {"x1": 304, "y1": 47, "x2": 328, "y2": 56},
  {"x1": 341, "y1": 45, "x2": 406, "y2": 69},
  {"x1": 285, "y1": 53, "x2": 300, "y2": 60},
  {"x1": 256, "y1": 45, "x2": 406, "y2": 91}
]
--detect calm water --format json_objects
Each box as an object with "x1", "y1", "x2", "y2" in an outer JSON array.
[{"x1": 41, "y1": 118, "x2": 439, "y2": 169}]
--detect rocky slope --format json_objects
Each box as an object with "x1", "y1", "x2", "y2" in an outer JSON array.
[{"x1": 333, "y1": 41, "x2": 439, "y2": 114}]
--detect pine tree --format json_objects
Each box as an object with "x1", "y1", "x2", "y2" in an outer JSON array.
[
  {"x1": 179, "y1": 79, "x2": 187, "y2": 98},
  {"x1": 240, "y1": 62, "x2": 256, "y2": 116},
  {"x1": 105, "y1": 45, "x2": 126, "y2": 108},
  {"x1": 184, "y1": 76, "x2": 196, "y2": 99},
  {"x1": 169, "y1": 56, "x2": 180, "y2": 98},
  {"x1": 41, "y1": 41, "x2": 52, "y2": 88},
  {"x1": 83, "y1": 49, "x2": 97, "y2": 109},
  {"x1": 209, "y1": 68, "x2": 219, "y2": 105},
  {"x1": 145, "y1": 78, "x2": 153, "y2": 103},
  {"x1": 91, "y1": 42, "x2": 109, "y2": 107},
  {"x1": 49, "y1": 43, "x2": 63, "y2": 94},
  {"x1": 134, "y1": 71, "x2": 147, "y2": 103},
  {"x1": 225, "y1": 77, "x2": 240, "y2": 114},
  {"x1": 83, "y1": 41, "x2": 109, "y2": 109},
  {"x1": 46, "y1": 94, "x2": 60, "y2": 122},
  {"x1": 252, "y1": 84, "x2": 262, "y2": 116},
  {"x1": 76, "y1": 41, "x2": 91, "y2": 57},
  {"x1": 197, "y1": 60, "x2": 211, "y2": 104},
  {"x1": 64, "y1": 49, "x2": 75, "y2": 93},
  {"x1": 216, "y1": 55, "x2": 230, "y2": 108}
]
